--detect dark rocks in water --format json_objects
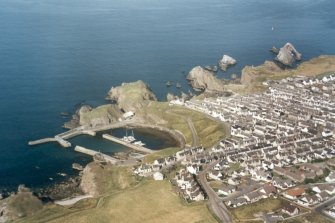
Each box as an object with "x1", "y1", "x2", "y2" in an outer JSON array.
[
  {"x1": 270, "y1": 46, "x2": 279, "y2": 54},
  {"x1": 37, "y1": 176, "x2": 83, "y2": 201},
  {"x1": 274, "y1": 42, "x2": 302, "y2": 67},
  {"x1": 166, "y1": 81, "x2": 173, "y2": 87},
  {"x1": 204, "y1": 65, "x2": 218, "y2": 72},
  {"x1": 60, "y1": 112, "x2": 70, "y2": 117},
  {"x1": 72, "y1": 163, "x2": 84, "y2": 171}
]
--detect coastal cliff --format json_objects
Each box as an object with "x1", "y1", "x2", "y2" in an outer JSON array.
[
  {"x1": 106, "y1": 80, "x2": 157, "y2": 112},
  {"x1": 187, "y1": 66, "x2": 225, "y2": 92},
  {"x1": 0, "y1": 186, "x2": 42, "y2": 223},
  {"x1": 80, "y1": 162, "x2": 137, "y2": 197},
  {"x1": 240, "y1": 55, "x2": 335, "y2": 86}
]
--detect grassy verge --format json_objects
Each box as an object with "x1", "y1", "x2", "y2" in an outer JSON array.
[
  {"x1": 143, "y1": 147, "x2": 181, "y2": 163},
  {"x1": 280, "y1": 212, "x2": 334, "y2": 223},
  {"x1": 230, "y1": 197, "x2": 288, "y2": 221}
]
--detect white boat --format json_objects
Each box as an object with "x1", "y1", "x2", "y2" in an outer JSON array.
[
  {"x1": 122, "y1": 130, "x2": 136, "y2": 142},
  {"x1": 122, "y1": 136, "x2": 136, "y2": 143},
  {"x1": 133, "y1": 141, "x2": 146, "y2": 147}
]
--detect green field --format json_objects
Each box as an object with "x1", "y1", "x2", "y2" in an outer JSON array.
[{"x1": 142, "y1": 101, "x2": 227, "y2": 148}]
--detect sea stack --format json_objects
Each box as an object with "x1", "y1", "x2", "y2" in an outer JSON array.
[
  {"x1": 275, "y1": 43, "x2": 302, "y2": 66},
  {"x1": 219, "y1": 55, "x2": 237, "y2": 71}
]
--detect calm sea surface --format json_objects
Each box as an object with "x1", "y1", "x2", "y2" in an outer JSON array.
[{"x1": 0, "y1": 0, "x2": 334, "y2": 191}]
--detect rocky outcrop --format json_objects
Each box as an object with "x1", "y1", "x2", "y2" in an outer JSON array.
[
  {"x1": 219, "y1": 55, "x2": 237, "y2": 71},
  {"x1": 80, "y1": 163, "x2": 98, "y2": 197},
  {"x1": 241, "y1": 61, "x2": 282, "y2": 85},
  {"x1": 166, "y1": 93, "x2": 176, "y2": 102},
  {"x1": 65, "y1": 104, "x2": 122, "y2": 128},
  {"x1": 187, "y1": 66, "x2": 225, "y2": 92},
  {"x1": 0, "y1": 185, "x2": 43, "y2": 222},
  {"x1": 240, "y1": 55, "x2": 335, "y2": 87},
  {"x1": 79, "y1": 104, "x2": 122, "y2": 127},
  {"x1": 106, "y1": 80, "x2": 157, "y2": 112},
  {"x1": 270, "y1": 46, "x2": 279, "y2": 54},
  {"x1": 275, "y1": 43, "x2": 302, "y2": 66}
]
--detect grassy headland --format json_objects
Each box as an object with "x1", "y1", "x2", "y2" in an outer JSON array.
[{"x1": 15, "y1": 180, "x2": 217, "y2": 223}]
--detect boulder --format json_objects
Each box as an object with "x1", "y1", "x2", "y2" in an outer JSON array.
[
  {"x1": 275, "y1": 43, "x2": 302, "y2": 66},
  {"x1": 219, "y1": 55, "x2": 237, "y2": 71},
  {"x1": 187, "y1": 66, "x2": 225, "y2": 92}
]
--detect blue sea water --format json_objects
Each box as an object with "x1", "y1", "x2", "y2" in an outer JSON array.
[{"x1": 0, "y1": 0, "x2": 335, "y2": 191}]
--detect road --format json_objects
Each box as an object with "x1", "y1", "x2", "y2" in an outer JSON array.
[
  {"x1": 187, "y1": 118, "x2": 199, "y2": 147},
  {"x1": 314, "y1": 195, "x2": 335, "y2": 221},
  {"x1": 198, "y1": 161, "x2": 232, "y2": 223}
]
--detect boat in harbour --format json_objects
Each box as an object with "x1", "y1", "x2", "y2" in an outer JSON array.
[
  {"x1": 133, "y1": 141, "x2": 146, "y2": 147},
  {"x1": 166, "y1": 81, "x2": 172, "y2": 87}
]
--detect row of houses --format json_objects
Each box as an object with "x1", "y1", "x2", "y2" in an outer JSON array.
[
  {"x1": 283, "y1": 184, "x2": 335, "y2": 207},
  {"x1": 225, "y1": 183, "x2": 277, "y2": 208}
]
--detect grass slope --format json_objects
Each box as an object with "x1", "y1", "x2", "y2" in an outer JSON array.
[
  {"x1": 17, "y1": 181, "x2": 217, "y2": 223},
  {"x1": 142, "y1": 101, "x2": 226, "y2": 148}
]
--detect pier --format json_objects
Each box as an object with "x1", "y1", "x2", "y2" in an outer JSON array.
[
  {"x1": 28, "y1": 137, "x2": 71, "y2": 148},
  {"x1": 28, "y1": 127, "x2": 95, "y2": 148},
  {"x1": 74, "y1": 145, "x2": 119, "y2": 164},
  {"x1": 102, "y1": 134, "x2": 154, "y2": 154}
]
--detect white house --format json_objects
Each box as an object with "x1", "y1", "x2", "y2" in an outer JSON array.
[
  {"x1": 326, "y1": 171, "x2": 335, "y2": 182},
  {"x1": 153, "y1": 172, "x2": 164, "y2": 181}
]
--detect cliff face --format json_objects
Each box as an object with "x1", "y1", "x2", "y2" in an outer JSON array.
[
  {"x1": 80, "y1": 163, "x2": 98, "y2": 197},
  {"x1": 79, "y1": 104, "x2": 122, "y2": 127},
  {"x1": 106, "y1": 80, "x2": 157, "y2": 112},
  {"x1": 240, "y1": 55, "x2": 335, "y2": 86},
  {"x1": 187, "y1": 66, "x2": 225, "y2": 92},
  {"x1": 241, "y1": 61, "x2": 282, "y2": 85}
]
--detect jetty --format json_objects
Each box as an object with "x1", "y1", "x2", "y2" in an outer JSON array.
[
  {"x1": 74, "y1": 145, "x2": 119, "y2": 164},
  {"x1": 28, "y1": 136, "x2": 71, "y2": 148},
  {"x1": 102, "y1": 134, "x2": 154, "y2": 154},
  {"x1": 28, "y1": 127, "x2": 96, "y2": 148}
]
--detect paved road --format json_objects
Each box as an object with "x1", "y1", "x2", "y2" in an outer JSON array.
[
  {"x1": 187, "y1": 118, "x2": 199, "y2": 147},
  {"x1": 314, "y1": 195, "x2": 335, "y2": 221},
  {"x1": 198, "y1": 161, "x2": 232, "y2": 223}
]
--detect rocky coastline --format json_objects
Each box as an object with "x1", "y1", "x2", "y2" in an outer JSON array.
[{"x1": 8, "y1": 45, "x2": 335, "y2": 222}]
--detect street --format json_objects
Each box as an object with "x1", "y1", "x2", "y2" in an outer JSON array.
[{"x1": 198, "y1": 161, "x2": 232, "y2": 223}]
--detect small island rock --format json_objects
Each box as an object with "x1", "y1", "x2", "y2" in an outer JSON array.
[
  {"x1": 219, "y1": 55, "x2": 237, "y2": 71},
  {"x1": 275, "y1": 42, "x2": 302, "y2": 66}
]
